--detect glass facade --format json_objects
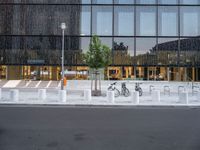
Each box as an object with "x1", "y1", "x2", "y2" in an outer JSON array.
[{"x1": 0, "y1": 0, "x2": 200, "y2": 81}]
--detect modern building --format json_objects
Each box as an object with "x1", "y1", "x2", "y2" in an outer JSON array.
[{"x1": 0, "y1": 0, "x2": 200, "y2": 81}]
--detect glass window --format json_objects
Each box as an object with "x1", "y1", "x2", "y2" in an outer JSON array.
[
  {"x1": 99, "y1": 37, "x2": 112, "y2": 48},
  {"x1": 81, "y1": 37, "x2": 91, "y2": 52},
  {"x1": 93, "y1": 0, "x2": 112, "y2": 4},
  {"x1": 180, "y1": 0, "x2": 200, "y2": 4},
  {"x1": 158, "y1": 6, "x2": 178, "y2": 36},
  {"x1": 114, "y1": 6, "x2": 134, "y2": 36},
  {"x1": 113, "y1": 38, "x2": 134, "y2": 65},
  {"x1": 81, "y1": 6, "x2": 91, "y2": 35},
  {"x1": 82, "y1": 0, "x2": 91, "y2": 4},
  {"x1": 158, "y1": 38, "x2": 178, "y2": 65},
  {"x1": 158, "y1": 0, "x2": 178, "y2": 4},
  {"x1": 114, "y1": 0, "x2": 134, "y2": 4},
  {"x1": 136, "y1": 0, "x2": 156, "y2": 4},
  {"x1": 92, "y1": 6, "x2": 112, "y2": 35},
  {"x1": 136, "y1": 7, "x2": 156, "y2": 36},
  {"x1": 180, "y1": 38, "x2": 200, "y2": 66},
  {"x1": 136, "y1": 38, "x2": 156, "y2": 65},
  {"x1": 180, "y1": 7, "x2": 200, "y2": 36},
  {"x1": 0, "y1": 5, "x2": 81, "y2": 35}
]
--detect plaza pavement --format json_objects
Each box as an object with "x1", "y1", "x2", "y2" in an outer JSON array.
[{"x1": 0, "y1": 80, "x2": 199, "y2": 107}]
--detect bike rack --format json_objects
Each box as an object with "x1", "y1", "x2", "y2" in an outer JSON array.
[
  {"x1": 178, "y1": 86, "x2": 186, "y2": 95},
  {"x1": 192, "y1": 86, "x2": 199, "y2": 95},
  {"x1": 163, "y1": 85, "x2": 170, "y2": 95},
  {"x1": 149, "y1": 85, "x2": 155, "y2": 94}
]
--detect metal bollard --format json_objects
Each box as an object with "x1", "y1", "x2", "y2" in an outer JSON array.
[
  {"x1": 38, "y1": 89, "x2": 46, "y2": 100},
  {"x1": 59, "y1": 90, "x2": 66, "y2": 102},
  {"x1": 107, "y1": 91, "x2": 115, "y2": 103},
  {"x1": 84, "y1": 89, "x2": 91, "y2": 101},
  {"x1": 151, "y1": 90, "x2": 160, "y2": 102},
  {"x1": 179, "y1": 91, "x2": 189, "y2": 104},
  {"x1": 131, "y1": 91, "x2": 139, "y2": 104},
  {"x1": 10, "y1": 89, "x2": 19, "y2": 102}
]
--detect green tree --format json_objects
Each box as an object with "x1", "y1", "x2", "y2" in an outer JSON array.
[{"x1": 83, "y1": 35, "x2": 112, "y2": 96}]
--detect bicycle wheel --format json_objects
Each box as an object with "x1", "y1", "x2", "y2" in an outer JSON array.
[
  {"x1": 123, "y1": 88, "x2": 130, "y2": 97},
  {"x1": 114, "y1": 88, "x2": 120, "y2": 97},
  {"x1": 138, "y1": 88, "x2": 143, "y2": 96}
]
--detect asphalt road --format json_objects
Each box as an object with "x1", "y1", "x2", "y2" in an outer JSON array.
[{"x1": 0, "y1": 105, "x2": 200, "y2": 150}]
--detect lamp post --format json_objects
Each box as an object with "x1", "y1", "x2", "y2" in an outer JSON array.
[{"x1": 61, "y1": 23, "x2": 66, "y2": 90}]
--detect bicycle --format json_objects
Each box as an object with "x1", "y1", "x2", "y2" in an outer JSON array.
[
  {"x1": 135, "y1": 83, "x2": 143, "y2": 96},
  {"x1": 108, "y1": 82, "x2": 130, "y2": 97},
  {"x1": 108, "y1": 82, "x2": 120, "y2": 97}
]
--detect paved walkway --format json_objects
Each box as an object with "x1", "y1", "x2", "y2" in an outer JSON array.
[{"x1": 0, "y1": 80, "x2": 199, "y2": 106}]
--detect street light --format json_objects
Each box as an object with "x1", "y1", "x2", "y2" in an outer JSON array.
[{"x1": 61, "y1": 23, "x2": 66, "y2": 90}]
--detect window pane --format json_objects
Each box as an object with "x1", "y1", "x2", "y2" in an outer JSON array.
[
  {"x1": 158, "y1": 6, "x2": 178, "y2": 36},
  {"x1": 113, "y1": 38, "x2": 134, "y2": 65},
  {"x1": 136, "y1": 0, "x2": 156, "y2": 4},
  {"x1": 114, "y1": 0, "x2": 134, "y2": 4},
  {"x1": 158, "y1": 0, "x2": 178, "y2": 4},
  {"x1": 92, "y1": 6, "x2": 112, "y2": 35},
  {"x1": 136, "y1": 38, "x2": 156, "y2": 65},
  {"x1": 0, "y1": 5, "x2": 81, "y2": 35},
  {"x1": 114, "y1": 6, "x2": 134, "y2": 36},
  {"x1": 158, "y1": 38, "x2": 178, "y2": 65},
  {"x1": 93, "y1": 0, "x2": 112, "y2": 4},
  {"x1": 81, "y1": 6, "x2": 91, "y2": 35},
  {"x1": 0, "y1": 0, "x2": 90, "y2": 4},
  {"x1": 180, "y1": 38, "x2": 200, "y2": 66},
  {"x1": 180, "y1": 0, "x2": 200, "y2": 4},
  {"x1": 180, "y1": 7, "x2": 200, "y2": 36},
  {"x1": 136, "y1": 7, "x2": 156, "y2": 36},
  {"x1": 82, "y1": 0, "x2": 91, "y2": 4}
]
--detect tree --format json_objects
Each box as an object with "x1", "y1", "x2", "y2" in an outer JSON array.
[{"x1": 83, "y1": 35, "x2": 112, "y2": 96}]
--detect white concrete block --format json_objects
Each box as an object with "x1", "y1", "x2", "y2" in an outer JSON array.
[
  {"x1": 84, "y1": 89, "x2": 91, "y2": 101},
  {"x1": 59, "y1": 90, "x2": 66, "y2": 102},
  {"x1": 131, "y1": 91, "x2": 139, "y2": 104},
  {"x1": 107, "y1": 91, "x2": 115, "y2": 103},
  {"x1": 38, "y1": 89, "x2": 46, "y2": 100},
  {"x1": 10, "y1": 89, "x2": 19, "y2": 102},
  {"x1": 151, "y1": 90, "x2": 160, "y2": 102},
  {"x1": 179, "y1": 92, "x2": 189, "y2": 104}
]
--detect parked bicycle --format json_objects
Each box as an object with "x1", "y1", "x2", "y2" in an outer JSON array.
[
  {"x1": 108, "y1": 82, "x2": 130, "y2": 97},
  {"x1": 135, "y1": 83, "x2": 143, "y2": 96}
]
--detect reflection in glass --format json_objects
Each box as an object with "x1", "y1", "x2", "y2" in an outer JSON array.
[
  {"x1": 114, "y1": 0, "x2": 134, "y2": 4},
  {"x1": 92, "y1": 6, "x2": 112, "y2": 35},
  {"x1": 114, "y1": 6, "x2": 134, "y2": 36},
  {"x1": 93, "y1": 0, "x2": 112, "y2": 4},
  {"x1": 136, "y1": 0, "x2": 156, "y2": 4},
  {"x1": 158, "y1": 38, "x2": 178, "y2": 65},
  {"x1": 113, "y1": 38, "x2": 134, "y2": 65},
  {"x1": 180, "y1": 0, "x2": 200, "y2": 4},
  {"x1": 158, "y1": 0, "x2": 178, "y2": 4},
  {"x1": 81, "y1": 6, "x2": 91, "y2": 35},
  {"x1": 180, "y1": 38, "x2": 200, "y2": 66},
  {"x1": 136, "y1": 38, "x2": 156, "y2": 65},
  {"x1": 180, "y1": 7, "x2": 200, "y2": 36},
  {"x1": 158, "y1": 6, "x2": 178, "y2": 36},
  {"x1": 99, "y1": 38, "x2": 112, "y2": 48},
  {"x1": 82, "y1": 0, "x2": 91, "y2": 4},
  {"x1": 136, "y1": 7, "x2": 156, "y2": 36}
]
